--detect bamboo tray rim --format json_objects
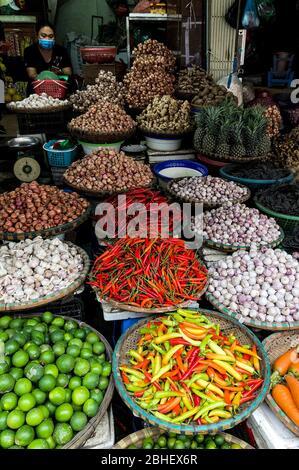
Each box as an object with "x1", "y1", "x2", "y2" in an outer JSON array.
[
  {"x1": 0, "y1": 243, "x2": 90, "y2": 312},
  {"x1": 63, "y1": 179, "x2": 155, "y2": 199}
]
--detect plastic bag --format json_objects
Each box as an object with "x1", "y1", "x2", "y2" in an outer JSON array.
[
  {"x1": 242, "y1": 0, "x2": 260, "y2": 29},
  {"x1": 217, "y1": 73, "x2": 243, "y2": 107},
  {"x1": 225, "y1": 0, "x2": 247, "y2": 29},
  {"x1": 256, "y1": 0, "x2": 276, "y2": 19}
]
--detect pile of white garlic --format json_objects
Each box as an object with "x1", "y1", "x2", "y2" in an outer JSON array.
[
  {"x1": 0, "y1": 237, "x2": 85, "y2": 305},
  {"x1": 7, "y1": 93, "x2": 70, "y2": 110}
]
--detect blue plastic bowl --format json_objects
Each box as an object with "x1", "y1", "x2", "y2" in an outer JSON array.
[{"x1": 153, "y1": 160, "x2": 208, "y2": 189}]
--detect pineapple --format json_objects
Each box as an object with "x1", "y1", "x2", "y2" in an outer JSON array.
[
  {"x1": 193, "y1": 111, "x2": 207, "y2": 149},
  {"x1": 216, "y1": 123, "x2": 231, "y2": 159},
  {"x1": 200, "y1": 107, "x2": 223, "y2": 156},
  {"x1": 230, "y1": 121, "x2": 246, "y2": 159}
]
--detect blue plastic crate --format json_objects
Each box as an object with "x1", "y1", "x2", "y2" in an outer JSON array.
[{"x1": 44, "y1": 140, "x2": 78, "y2": 167}]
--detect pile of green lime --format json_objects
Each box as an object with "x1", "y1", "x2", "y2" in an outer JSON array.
[
  {"x1": 128, "y1": 433, "x2": 243, "y2": 450},
  {"x1": 0, "y1": 313, "x2": 111, "y2": 449}
]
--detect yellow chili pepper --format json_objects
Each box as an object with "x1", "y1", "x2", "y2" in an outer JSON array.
[
  {"x1": 179, "y1": 329, "x2": 202, "y2": 346},
  {"x1": 206, "y1": 354, "x2": 235, "y2": 362},
  {"x1": 153, "y1": 353, "x2": 161, "y2": 376},
  {"x1": 232, "y1": 391, "x2": 242, "y2": 406},
  {"x1": 182, "y1": 395, "x2": 193, "y2": 411},
  {"x1": 234, "y1": 345, "x2": 261, "y2": 359},
  {"x1": 196, "y1": 379, "x2": 224, "y2": 397},
  {"x1": 162, "y1": 345, "x2": 184, "y2": 366},
  {"x1": 171, "y1": 406, "x2": 201, "y2": 423},
  {"x1": 208, "y1": 340, "x2": 227, "y2": 356},
  {"x1": 154, "y1": 333, "x2": 182, "y2": 344},
  {"x1": 129, "y1": 350, "x2": 144, "y2": 363},
  {"x1": 209, "y1": 409, "x2": 232, "y2": 419},
  {"x1": 212, "y1": 360, "x2": 242, "y2": 381},
  {"x1": 151, "y1": 364, "x2": 172, "y2": 383},
  {"x1": 235, "y1": 361, "x2": 255, "y2": 374}
]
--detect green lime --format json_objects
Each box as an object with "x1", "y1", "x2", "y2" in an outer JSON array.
[
  {"x1": 42, "y1": 312, "x2": 54, "y2": 324},
  {"x1": 23, "y1": 341, "x2": 34, "y2": 350},
  {"x1": 25, "y1": 319, "x2": 38, "y2": 327},
  {"x1": 80, "y1": 348, "x2": 93, "y2": 360},
  {"x1": 184, "y1": 438, "x2": 192, "y2": 449},
  {"x1": 56, "y1": 354, "x2": 75, "y2": 374},
  {"x1": 14, "y1": 378, "x2": 32, "y2": 396},
  {"x1": 64, "y1": 333, "x2": 73, "y2": 343},
  {"x1": 0, "y1": 316, "x2": 12, "y2": 329},
  {"x1": 231, "y1": 443, "x2": 242, "y2": 449},
  {"x1": 214, "y1": 434, "x2": 225, "y2": 447},
  {"x1": 167, "y1": 437, "x2": 176, "y2": 449},
  {"x1": 18, "y1": 393, "x2": 36, "y2": 412},
  {"x1": 221, "y1": 442, "x2": 231, "y2": 449},
  {"x1": 53, "y1": 342, "x2": 66, "y2": 357},
  {"x1": 98, "y1": 376, "x2": 109, "y2": 391},
  {"x1": 86, "y1": 332, "x2": 98, "y2": 345},
  {"x1": 26, "y1": 344, "x2": 41, "y2": 360},
  {"x1": 0, "y1": 429, "x2": 15, "y2": 448},
  {"x1": 12, "y1": 333, "x2": 27, "y2": 347},
  {"x1": 7, "y1": 409, "x2": 25, "y2": 430},
  {"x1": 68, "y1": 376, "x2": 81, "y2": 391},
  {"x1": 1, "y1": 392, "x2": 18, "y2": 411},
  {"x1": 74, "y1": 358, "x2": 90, "y2": 377},
  {"x1": 39, "y1": 344, "x2": 51, "y2": 353},
  {"x1": 49, "y1": 387, "x2": 66, "y2": 406},
  {"x1": 82, "y1": 372, "x2": 99, "y2": 390},
  {"x1": 38, "y1": 374, "x2": 56, "y2": 392},
  {"x1": 83, "y1": 398, "x2": 98, "y2": 418},
  {"x1": 92, "y1": 341, "x2": 105, "y2": 355},
  {"x1": 9, "y1": 319, "x2": 23, "y2": 330},
  {"x1": 38, "y1": 405, "x2": 50, "y2": 419},
  {"x1": 69, "y1": 338, "x2": 83, "y2": 349},
  {"x1": 74, "y1": 329, "x2": 85, "y2": 340},
  {"x1": 64, "y1": 389, "x2": 71, "y2": 403},
  {"x1": 0, "y1": 411, "x2": 8, "y2": 431},
  {"x1": 46, "y1": 436, "x2": 56, "y2": 449},
  {"x1": 90, "y1": 360, "x2": 102, "y2": 376},
  {"x1": 0, "y1": 331, "x2": 9, "y2": 342},
  {"x1": 53, "y1": 423, "x2": 73, "y2": 446},
  {"x1": 0, "y1": 357, "x2": 10, "y2": 375},
  {"x1": 72, "y1": 386, "x2": 89, "y2": 406},
  {"x1": 66, "y1": 345, "x2": 80, "y2": 358},
  {"x1": 44, "y1": 401, "x2": 56, "y2": 417},
  {"x1": 142, "y1": 437, "x2": 154, "y2": 449},
  {"x1": 33, "y1": 323, "x2": 47, "y2": 334},
  {"x1": 0, "y1": 373, "x2": 15, "y2": 393},
  {"x1": 27, "y1": 438, "x2": 49, "y2": 449},
  {"x1": 48, "y1": 325, "x2": 59, "y2": 334},
  {"x1": 90, "y1": 389, "x2": 103, "y2": 405},
  {"x1": 32, "y1": 389, "x2": 46, "y2": 405},
  {"x1": 26, "y1": 407, "x2": 44, "y2": 427},
  {"x1": 40, "y1": 350, "x2": 55, "y2": 365},
  {"x1": 51, "y1": 317, "x2": 65, "y2": 328},
  {"x1": 10, "y1": 368, "x2": 23, "y2": 381},
  {"x1": 157, "y1": 435, "x2": 167, "y2": 448},
  {"x1": 82, "y1": 342, "x2": 92, "y2": 351},
  {"x1": 15, "y1": 424, "x2": 35, "y2": 447},
  {"x1": 56, "y1": 374, "x2": 69, "y2": 388},
  {"x1": 5, "y1": 339, "x2": 19, "y2": 356},
  {"x1": 44, "y1": 364, "x2": 59, "y2": 379},
  {"x1": 36, "y1": 418, "x2": 54, "y2": 439},
  {"x1": 128, "y1": 444, "x2": 138, "y2": 449},
  {"x1": 70, "y1": 411, "x2": 87, "y2": 432},
  {"x1": 12, "y1": 350, "x2": 29, "y2": 368},
  {"x1": 31, "y1": 331, "x2": 44, "y2": 346},
  {"x1": 5, "y1": 329, "x2": 15, "y2": 339},
  {"x1": 195, "y1": 434, "x2": 205, "y2": 444},
  {"x1": 96, "y1": 353, "x2": 106, "y2": 364},
  {"x1": 101, "y1": 362, "x2": 111, "y2": 377},
  {"x1": 205, "y1": 439, "x2": 217, "y2": 449},
  {"x1": 24, "y1": 362, "x2": 44, "y2": 383},
  {"x1": 64, "y1": 320, "x2": 78, "y2": 332},
  {"x1": 190, "y1": 440, "x2": 198, "y2": 449},
  {"x1": 55, "y1": 403, "x2": 73, "y2": 423},
  {"x1": 174, "y1": 440, "x2": 185, "y2": 450}
]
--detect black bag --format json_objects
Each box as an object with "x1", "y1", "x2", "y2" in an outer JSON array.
[{"x1": 225, "y1": 0, "x2": 247, "y2": 29}]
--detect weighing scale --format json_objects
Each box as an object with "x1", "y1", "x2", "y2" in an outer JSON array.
[{"x1": 8, "y1": 136, "x2": 43, "y2": 182}]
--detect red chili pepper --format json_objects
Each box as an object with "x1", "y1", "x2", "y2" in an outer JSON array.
[
  {"x1": 180, "y1": 358, "x2": 203, "y2": 381},
  {"x1": 169, "y1": 339, "x2": 191, "y2": 346},
  {"x1": 240, "y1": 394, "x2": 257, "y2": 404},
  {"x1": 193, "y1": 395, "x2": 201, "y2": 407},
  {"x1": 242, "y1": 380, "x2": 263, "y2": 398},
  {"x1": 134, "y1": 391, "x2": 144, "y2": 398}
]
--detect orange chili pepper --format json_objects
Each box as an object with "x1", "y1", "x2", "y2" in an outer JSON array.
[
  {"x1": 121, "y1": 372, "x2": 129, "y2": 385},
  {"x1": 157, "y1": 396, "x2": 181, "y2": 414},
  {"x1": 224, "y1": 389, "x2": 231, "y2": 405}
]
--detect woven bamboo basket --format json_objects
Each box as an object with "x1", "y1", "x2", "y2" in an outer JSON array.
[
  {"x1": 112, "y1": 308, "x2": 271, "y2": 435},
  {"x1": 263, "y1": 331, "x2": 299, "y2": 437},
  {"x1": 63, "y1": 178, "x2": 155, "y2": 199},
  {"x1": 0, "y1": 244, "x2": 90, "y2": 312},
  {"x1": 7, "y1": 104, "x2": 72, "y2": 114},
  {"x1": 166, "y1": 178, "x2": 251, "y2": 210},
  {"x1": 113, "y1": 427, "x2": 254, "y2": 449},
  {"x1": 12, "y1": 313, "x2": 114, "y2": 449},
  {"x1": 203, "y1": 229, "x2": 285, "y2": 253},
  {"x1": 206, "y1": 292, "x2": 299, "y2": 331},
  {"x1": 0, "y1": 207, "x2": 91, "y2": 242},
  {"x1": 68, "y1": 125, "x2": 136, "y2": 144}
]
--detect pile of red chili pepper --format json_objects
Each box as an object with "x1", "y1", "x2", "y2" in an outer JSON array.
[
  {"x1": 90, "y1": 238, "x2": 208, "y2": 308},
  {"x1": 97, "y1": 188, "x2": 181, "y2": 239},
  {"x1": 120, "y1": 309, "x2": 264, "y2": 425}
]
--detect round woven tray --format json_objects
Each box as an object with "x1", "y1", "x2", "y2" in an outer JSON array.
[
  {"x1": 206, "y1": 291, "x2": 299, "y2": 331},
  {"x1": 195, "y1": 152, "x2": 270, "y2": 164},
  {"x1": 166, "y1": 178, "x2": 251, "y2": 210},
  {"x1": 0, "y1": 243, "x2": 90, "y2": 312},
  {"x1": 7, "y1": 104, "x2": 72, "y2": 114},
  {"x1": 203, "y1": 228, "x2": 285, "y2": 253},
  {"x1": 12, "y1": 313, "x2": 114, "y2": 449},
  {"x1": 0, "y1": 206, "x2": 91, "y2": 242},
  {"x1": 113, "y1": 426, "x2": 254, "y2": 449},
  {"x1": 63, "y1": 179, "x2": 155, "y2": 199},
  {"x1": 112, "y1": 308, "x2": 271, "y2": 435},
  {"x1": 263, "y1": 332, "x2": 299, "y2": 436},
  {"x1": 68, "y1": 125, "x2": 136, "y2": 144}
]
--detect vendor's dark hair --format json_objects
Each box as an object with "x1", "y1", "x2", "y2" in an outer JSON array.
[{"x1": 36, "y1": 22, "x2": 55, "y2": 34}]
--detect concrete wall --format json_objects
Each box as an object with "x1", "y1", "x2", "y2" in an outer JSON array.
[{"x1": 55, "y1": 0, "x2": 115, "y2": 45}]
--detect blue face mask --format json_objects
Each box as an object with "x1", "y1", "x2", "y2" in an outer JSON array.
[{"x1": 39, "y1": 39, "x2": 55, "y2": 50}]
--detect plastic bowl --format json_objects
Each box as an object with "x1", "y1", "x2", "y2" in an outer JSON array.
[
  {"x1": 79, "y1": 140, "x2": 124, "y2": 155},
  {"x1": 153, "y1": 160, "x2": 208, "y2": 189},
  {"x1": 144, "y1": 134, "x2": 183, "y2": 151}
]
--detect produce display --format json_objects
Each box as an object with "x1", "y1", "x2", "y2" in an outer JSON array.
[
  {"x1": 223, "y1": 162, "x2": 291, "y2": 181},
  {"x1": 190, "y1": 70, "x2": 236, "y2": 108},
  {"x1": 194, "y1": 101, "x2": 271, "y2": 160},
  {"x1": 168, "y1": 176, "x2": 249, "y2": 205},
  {"x1": 0, "y1": 182, "x2": 89, "y2": 234},
  {"x1": 273, "y1": 132, "x2": 299, "y2": 172},
  {"x1": 119, "y1": 309, "x2": 264, "y2": 425},
  {"x1": 99, "y1": 188, "x2": 181, "y2": 240},
  {"x1": 208, "y1": 246, "x2": 299, "y2": 324},
  {"x1": 136, "y1": 95, "x2": 191, "y2": 134},
  {"x1": 90, "y1": 238, "x2": 208, "y2": 309},
  {"x1": 201, "y1": 203, "x2": 282, "y2": 247},
  {"x1": 124, "y1": 39, "x2": 175, "y2": 109},
  {"x1": 127, "y1": 432, "x2": 244, "y2": 449},
  {"x1": 7, "y1": 93, "x2": 70, "y2": 112},
  {"x1": 270, "y1": 346, "x2": 299, "y2": 428},
  {"x1": 176, "y1": 65, "x2": 214, "y2": 95},
  {"x1": 64, "y1": 150, "x2": 154, "y2": 193},
  {"x1": 247, "y1": 91, "x2": 282, "y2": 138},
  {"x1": 0, "y1": 238, "x2": 86, "y2": 305},
  {"x1": 281, "y1": 227, "x2": 299, "y2": 255},
  {"x1": 69, "y1": 71, "x2": 124, "y2": 113},
  {"x1": 255, "y1": 183, "x2": 299, "y2": 216},
  {"x1": 68, "y1": 102, "x2": 136, "y2": 139},
  {"x1": 0, "y1": 313, "x2": 112, "y2": 449}
]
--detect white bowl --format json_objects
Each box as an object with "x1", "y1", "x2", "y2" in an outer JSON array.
[
  {"x1": 145, "y1": 135, "x2": 183, "y2": 151},
  {"x1": 79, "y1": 140, "x2": 124, "y2": 155}
]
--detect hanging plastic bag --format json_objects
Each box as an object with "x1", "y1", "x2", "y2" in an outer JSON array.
[
  {"x1": 242, "y1": 0, "x2": 260, "y2": 29},
  {"x1": 217, "y1": 73, "x2": 243, "y2": 107},
  {"x1": 225, "y1": 0, "x2": 247, "y2": 29},
  {"x1": 256, "y1": 0, "x2": 276, "y2": 20}
]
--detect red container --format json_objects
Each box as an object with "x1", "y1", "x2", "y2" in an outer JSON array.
[
  {"x1": 80, "y1": 46, "x2": 117, "y2": 64},
  {"x1": 32, "y1": 80, "x2": 68, "y2": 99},
  {"x1": 196, "y1": 153, "x2": 229, "y2": 175}
]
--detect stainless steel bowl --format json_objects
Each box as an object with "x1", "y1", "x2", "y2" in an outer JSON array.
[{"x1": 8, "y1": 137, "x2": 41, "y2": 149}]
